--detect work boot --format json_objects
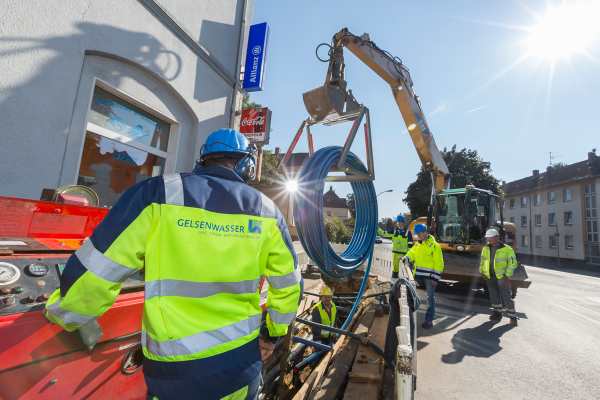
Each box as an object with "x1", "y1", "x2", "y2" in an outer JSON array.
[
  {"x1": 489, "y1": 312, "x2": 502, "y2": 320},
  {"x1": 509, "y1": 317, "x2": 518, "y2": 326},
  {"x1": 421, "y1": 321, "x2": 433, "y2": 329}
]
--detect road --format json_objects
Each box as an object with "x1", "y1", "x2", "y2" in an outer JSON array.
[
  {"x1": 376, "y1": 238, "x2": 600, "y2": 398},
  {"x1": 412, "y1": 263, "x2": 600, "y2": 399}
]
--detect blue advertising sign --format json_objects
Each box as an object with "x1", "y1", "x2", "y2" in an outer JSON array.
[{"x1": 243, "y1": 23, "x2": 269, "y2": 92}]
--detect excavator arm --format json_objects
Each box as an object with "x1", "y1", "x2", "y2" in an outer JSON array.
[{"x1": 303, "y1": 28, "x2": 451, "y2": 193}]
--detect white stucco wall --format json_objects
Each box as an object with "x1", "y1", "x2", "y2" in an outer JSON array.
[{"x1": 0, "y1": 0, "x2": 254, "y2": 199}]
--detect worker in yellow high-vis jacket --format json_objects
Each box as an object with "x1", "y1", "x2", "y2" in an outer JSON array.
[
  {"x1": 402, "y1": 224, "x2": 444, "y2": 329},
  {"x1": 377, "y1": 215, "x2": 413, "y2": 281},
  {"x1": 311, "y1": 286, "x2": 337, "y2": 344},
  {"x1": 44, "y1": 129, "x2": 303, "y2": 400}
]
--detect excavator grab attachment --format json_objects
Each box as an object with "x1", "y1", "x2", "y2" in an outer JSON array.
[{"x1": 303, "y1": 84, "x2": 346, "y2": 121}]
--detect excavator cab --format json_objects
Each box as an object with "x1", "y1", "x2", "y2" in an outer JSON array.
[{"x1": 433, "y1": 188, "x2": 502, "y2": 246}]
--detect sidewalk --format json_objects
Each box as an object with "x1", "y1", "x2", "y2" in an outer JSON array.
[{"x1": 518, "y1": 254, "x2": 600, "y2": 277}]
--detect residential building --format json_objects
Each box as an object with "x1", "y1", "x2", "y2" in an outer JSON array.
[
  {"x1": 0, "y1": 0, "x2": 255, "y2": 206},
  {"x1": 323, "y1": 186, "x2": 351, "y2": 220},
  {"x1": 502, "y1": 150, "x2": 600, "y2": 265}
]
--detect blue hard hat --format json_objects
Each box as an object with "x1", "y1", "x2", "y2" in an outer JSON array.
[
  {"x1": 396, "y1": 215, "x2": 405, "y2": 223},
  {"x1": 199, "y1": 129, "x2": 257, "y2": 181},
  {"x1": 413, "y1": 223, "x2": 428, "y2": 235},
  {"x1": 201, "y1": 129, "x2": 252, "y2": 158}
]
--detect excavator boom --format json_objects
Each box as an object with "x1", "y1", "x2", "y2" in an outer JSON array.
[{"x1": 303, "y1": 28, "x2": 450, "y2": 192}]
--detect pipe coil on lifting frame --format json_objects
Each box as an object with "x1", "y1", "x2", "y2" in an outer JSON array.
[{"x1": 292, "y1": 146, "x2": 378, "y2": 369}]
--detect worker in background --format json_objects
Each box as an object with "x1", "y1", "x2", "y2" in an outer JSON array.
[
  {"x1": 480, "y1": 229, "x2": 518, "y2": 326},
  {"x1": 377, "y1": 215, "x2": 413, "y2": 282},
  {"x1": 401, "y1": 224, "x2": 444, "y2": 329},
  {"x1": 44, "y1": 129, "x2": 303, "y2": 400},
  {"x1": 311, "y1": 286, "x2": 337, "y2": 344}
]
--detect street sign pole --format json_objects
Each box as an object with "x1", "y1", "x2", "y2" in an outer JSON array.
[{"x1": 555, "y1": 225, "x2": 560, "y2": 268}]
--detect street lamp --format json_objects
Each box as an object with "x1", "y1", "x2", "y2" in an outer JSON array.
[{"x1": 376, "y1": 189, "x2": 393, "y2": 197}]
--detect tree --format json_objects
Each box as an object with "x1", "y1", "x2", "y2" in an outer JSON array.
[
  {"x1": 346, "y1": 193, "x2": 356, "y2": 218},
  {"x1": 254, "y1": 149, "x2": 283, "y2": 186},
  {"x1": 552, "y1": 162, "x2": 567, "y2": 169},
  {"x1": 324, "y1": 213, "x2": 350, "y2": 242},
  {"x1": 242, "y1": 92, "x2": 262, "y2": 110},
  {"x1": 402, "y1": 213, "x2": 412, "y2": 225},
  {"x1": 403, "y1": 145, "x2": 501, "y2": 218},
  {"x1": 378, "y1": 217, "x2": 394, "y2": 231}
]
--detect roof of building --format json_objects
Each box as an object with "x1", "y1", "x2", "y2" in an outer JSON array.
[
  {"x1": 323, "y1": 186, "x2": 349, "y2": 209},
  {"x1": 502, "y1": 154, "x2": 600, "y2": 196}
]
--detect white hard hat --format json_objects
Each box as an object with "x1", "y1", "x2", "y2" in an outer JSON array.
[{"x1": 484, "y1": 229, "x2": 499, "y2": 238}]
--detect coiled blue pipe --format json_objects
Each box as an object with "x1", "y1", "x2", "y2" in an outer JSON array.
[{"x1": 292, "y1": 146, "x2": 378, "y2": 370}]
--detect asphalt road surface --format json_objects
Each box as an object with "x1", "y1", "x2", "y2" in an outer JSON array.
[{"x1": 413, "y1": 264, "x2": 600, "y2": 399}]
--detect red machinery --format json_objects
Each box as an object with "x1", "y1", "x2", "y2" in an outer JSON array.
[{"x1": 0, "y1": 196, "x2": 267, "y2": 399}]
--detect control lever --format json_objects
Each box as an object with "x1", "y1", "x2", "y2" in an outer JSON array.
[{"x1": 77, "y1": 320, "x2": 103, "y2": 351}]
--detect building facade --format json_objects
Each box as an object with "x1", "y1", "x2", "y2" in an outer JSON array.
[
  {"x1": 502, "y1": 151, "x2": 600, "y2": 265},
  {"x1": 323, "y1": 186, "x2": 351, "y2": 220},
  {"x1": 0, "y1": 0, "x2": 255, "y2": 207}
]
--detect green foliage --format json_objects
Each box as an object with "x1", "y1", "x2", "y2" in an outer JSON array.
[
  {"x1": 403, "y1": 145, "x2": 501, "y2": 218},
  {"x1": 242, "y1": 92, "x2": 262, "y2": 110},
  {"x1": 325, "y1": 213, "x2": 351, "y2": 243},
  {"x1": 346, "y1": 193, "x2": 356, "y2": 218},
  {"x1": 255, "y1": 149, "x2": 283, "y2": 186},
  {"x1": 402, "y1": 213, "x2": 412, "y2": 225},
  {"x1": 552, "y1": 162, "x2": 567, "y2": 169},
  {"x1": 343, "y1": 217, "x2": 355, "y2": 226},
  {"x1": 378, "y1": 217, "x2": 395, "y2": 231}
]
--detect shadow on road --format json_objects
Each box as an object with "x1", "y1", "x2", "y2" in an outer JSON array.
[{"x1": 440, "y1": 321, "x2": 515, "y2": 364}]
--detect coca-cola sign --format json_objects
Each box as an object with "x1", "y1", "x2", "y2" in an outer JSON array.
[{"x1": 240, "y1": 107, "x2": 271, "y2": 144}]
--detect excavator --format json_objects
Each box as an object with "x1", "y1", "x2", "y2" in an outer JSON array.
[{"x1": 301, "y1": 28, "x2": 531, "y2": 296}]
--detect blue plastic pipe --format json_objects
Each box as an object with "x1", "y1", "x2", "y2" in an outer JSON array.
[{"x1": 292, "y1": 336, "x2": 332, "y2": 352}]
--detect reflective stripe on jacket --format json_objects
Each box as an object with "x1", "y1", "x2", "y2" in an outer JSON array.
[
  {"x1": 45, "y1": 167, "x2": 302, "y2": 399},
  {"x1": 405, "y1": 235, "x2": 444, "y2": 282},
  {"x1": 377, "y1": 227, "x2": 414, "y2": 255},
  {"x1": 480, "y1": 242, "x2": 518, "y2": 279},
  {"x1": 311, "y1": 301, "x2": 337, "y2": 339}
]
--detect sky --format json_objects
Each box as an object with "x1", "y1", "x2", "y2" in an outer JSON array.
[{"x1": 248, "y1": 0, "x2": 600, "y2": 220}]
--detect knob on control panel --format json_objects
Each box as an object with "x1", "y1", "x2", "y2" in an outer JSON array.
[
  {"x1": 41, "y1": 293, "x2": 51, "y2": 302},
  {"x1": 26, "y1": 295, "x2": 37, "y2": 303},
  {"x1": 1, "y1": 287, "x2": 10, "y2": 295}
]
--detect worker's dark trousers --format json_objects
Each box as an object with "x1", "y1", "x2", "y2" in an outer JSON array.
[
  {"x1": 414, "y1": 277, "x2": 436, "y2": 322},
  {"x1": 486, "y1": 276, "x2": 516, "y2": 318}
]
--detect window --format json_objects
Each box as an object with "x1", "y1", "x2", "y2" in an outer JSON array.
[
  {"x1": 521, "y1": 197, "x2": 527, "y2": 207},
  {"x1": 549, "y1": 213, "x2": 556, "y2": 226},
  {"x1": 536, "y1": 235, "x2": 542, "y2": 247},
  {"x1": 78, "y1": 85, "x2": 171, "y2": 207},
  {"x1": 585, "y1": 183, "x2": 596, "y2": 194},
  {"x1": 564, "y1": 212, "x2": 573, "y2": 225},
  {"x1": 510, "y1": 199, "x2": 515, "y2": 209},
  {"x1": 522, "y1": 235, "x2": 528, "y2": 247},
  {"x1": 521, "y1": 216, "x2": 527, "y2": 227},
  {"x1": 566, "y1": 236, "x2": 574, "y2": 249},
  {"x1": 586, "y1": 244, "x2": 600, "y2": 264},
  {"x1": 548, "y1": 191, "x2": 555, "y2": 204},
  {"x1": 587, "y1": 220, "x2": 599, "y2": 242},
  {"x1": 549, "y1": 236, "x2": 557, "y2": 248},
  {"x1": 586, "y1": 195, "x2": 597, "y2": 218},
  {"x1": 510, "y1": 217, "x2": 515, "y2": 224},
  {"x1": 534, "y1": 194, "x2": 541, "y2": 205},
  {"x1": 535, "y1": 215, "x2": 541, "y2": 226},
  {"x1": 564, "y1": 188, "x2": 571, "y2": 201},
  {"x1": 327, "y1": 199, "x2": 331, "y2": 203}
]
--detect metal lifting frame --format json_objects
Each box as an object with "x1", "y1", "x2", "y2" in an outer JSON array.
[{"x1": 278, "y1": 106, "x2": 375, "y2": 182}]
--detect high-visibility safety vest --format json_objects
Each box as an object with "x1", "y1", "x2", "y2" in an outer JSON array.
[
  {"x1": 480, "y1": 242, "x2": 518, "y2": 279},
  {"x1": 405, "y1": 235, "x2": 444, "y2": 282},
  {"x1": 312, "y1": 301, "x2": 337, "y2": 339},
  {"x1": 44, "y1": 167, "x2": 302, "y2": 399},
  {"x1": 377, "y1": 227, "x2": 413, "y2": 255}
]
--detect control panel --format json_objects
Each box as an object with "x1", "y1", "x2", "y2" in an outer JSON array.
[{"x1": 0, "y1": 256, "x2": 144, "y2": 315}]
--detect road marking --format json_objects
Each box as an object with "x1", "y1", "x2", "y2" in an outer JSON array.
[
  {"x1": 530, "y1": 287, "x2": 600, "y2": 316},
  {"x1": 549, "y1": 302, "x2": 600, "y2": 327},
  {"x1": 433, "y1": 316, "x2": 448, "y2": 326}
]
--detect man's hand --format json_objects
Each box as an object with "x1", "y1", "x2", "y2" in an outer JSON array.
[
  {"x1": 259, "y1": 336, "x2": 275, "y2": 361},
  {"x1": 481, "y1": 273, "x2": 487, "y2": 279},
  {"x1": 430, "y1": 280, "x2": 438, "y2": 286}
]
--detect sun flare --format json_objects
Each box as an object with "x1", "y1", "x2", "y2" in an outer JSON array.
[{"x1": 529, "y1": 2, "x2": 600, "y2": 58}]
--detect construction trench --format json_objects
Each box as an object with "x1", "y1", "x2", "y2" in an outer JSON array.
[{"x1": 256, "y1": 244, "x2": 418, "y2": 400}]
